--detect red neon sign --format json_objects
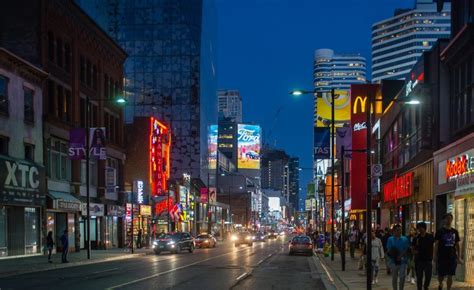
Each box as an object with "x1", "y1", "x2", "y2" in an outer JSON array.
[
  {"x1": 154, "y1": 197, "x2": 174, "y2": 216},
  {"x1": 445, "y1": 154, "x2": 470, "y2": 181},
  {"x1": 150, "y1": 117, "x2": 171, "y2": 196},
  {"x1": 383, "y1": 172, "x2": 414, "y2": 203}
]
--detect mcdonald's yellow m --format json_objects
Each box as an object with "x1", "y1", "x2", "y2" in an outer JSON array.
[{"x1": 352, "y1": 96, "x2": 367, "y2": 114}]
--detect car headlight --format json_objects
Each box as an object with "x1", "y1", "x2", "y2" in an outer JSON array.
[
  {"x1": 153, "y1": 241, "x2": 158, "y2": 246},
  {"x1": 245, "y1": 236, "x2": 251, "y2": 240},
  {"x1": 231, "y1": 235, "x2": 238, "y2": 241},
  {"x1": 167, "y1": 241, "x2": 175, "y2": 245},
  {"x1": 204, "y1": 240, "x2": 209, "y2": 243}
]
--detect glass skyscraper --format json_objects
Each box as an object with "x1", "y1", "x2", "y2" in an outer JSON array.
[{"x1": 76, "y1": 0, "x2": 218, "y2": 180}]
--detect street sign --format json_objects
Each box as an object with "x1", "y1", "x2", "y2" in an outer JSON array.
[{"x1": 371, "y1": 164, "x2": 383, "y2": 177}]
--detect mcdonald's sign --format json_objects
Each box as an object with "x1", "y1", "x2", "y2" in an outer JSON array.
[{"x1": 352, "y1": 96, "x2": 368, "y2": 114}]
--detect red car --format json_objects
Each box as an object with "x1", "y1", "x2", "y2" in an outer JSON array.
[{"x1": 194, "y1": 233, "x2": 217, "y2": 248}]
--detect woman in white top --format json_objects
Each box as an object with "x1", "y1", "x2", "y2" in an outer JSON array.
[{"x1": 371, "y1": 230, "x2": 385, "y2": 284}]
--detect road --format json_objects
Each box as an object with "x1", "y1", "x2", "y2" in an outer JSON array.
[{"x1": 0, "y1": 237, "x2": 325, "y2": 290}]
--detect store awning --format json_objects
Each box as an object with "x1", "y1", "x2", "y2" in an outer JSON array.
[{"x1": 48, "y1": 191, "x2": 81, "y2": 211}]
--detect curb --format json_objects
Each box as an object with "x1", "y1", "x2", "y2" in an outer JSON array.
[
  {"x1": 0, "y1": 251, "x2": 151, "y2": 279},
  {"x1": 311, "y1": 254, "x2": 338, "y2": 290}
]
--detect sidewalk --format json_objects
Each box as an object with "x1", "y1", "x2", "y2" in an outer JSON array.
[
  {"x1": 0, "y1": 247, "x2": 153, "y2": 278},
  {"x1": 314, "y1": 250, "x2": 473, "y2": 290}
]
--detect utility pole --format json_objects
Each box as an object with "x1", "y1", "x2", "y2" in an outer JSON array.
[{"x1": 330, "y1": 88, "x2": 335, "y2": 261}]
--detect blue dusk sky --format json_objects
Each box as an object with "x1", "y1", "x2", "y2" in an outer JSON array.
[{"x1": 216, "y1": 0, "x2": 415, "y2": 202}]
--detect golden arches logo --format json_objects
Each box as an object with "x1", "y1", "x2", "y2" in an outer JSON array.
[{"x1": 352, "y1": 96, "x2": 367, "y2": 114}]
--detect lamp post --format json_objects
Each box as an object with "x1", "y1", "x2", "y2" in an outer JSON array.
[{"x1": 84, "y1": 95, "x2": 126, "y2": 259}]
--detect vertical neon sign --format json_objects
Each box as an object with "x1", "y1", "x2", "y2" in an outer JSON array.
[{"x1": 150, "y1": 117, "x2": 171, "y2": 196}]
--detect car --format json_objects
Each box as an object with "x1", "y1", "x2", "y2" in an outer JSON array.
[
  {"x1": 232, "y1": 232, "x2": 253, "y2": 247},
  {"x1": 245, "y1": 151, "x2": 259, "y2": 160},
  {"x1": 253, "y1": 232, "x2": 267, "y2": 242},
  {"x1": 194, "y1": 233, "x2": 217, "y2": 248},
  {"x1": 268, "y1": 231, "x2": 278, "y2": 239},
  {"x1": 289, "y1": 235, "x2": 314, "y2": 256},
  {"x1": 153, "y1": 232, "x2": 194, "y2": 255}
]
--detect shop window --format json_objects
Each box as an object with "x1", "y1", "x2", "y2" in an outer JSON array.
[
  {"x1": 24, "y1": 87, "x2": 34, "y2": 123},
  {"x1": 0, "y1": 206, "x2": 6, "y2": 256},
  {"x1": 0, "y1": 75, "x2": 9, "y2": 115},
  {"x1": 24, "y1": 143, "x2": 34, "y2": 162},
  {"x1": 24, "y1": 207, "x2": 39, "y2": 255},
  {"x1": 0, "y1": 135, "x2": 8, "y2": 155}
]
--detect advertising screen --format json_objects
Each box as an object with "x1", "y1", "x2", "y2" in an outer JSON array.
[
  {"x1": 237, "y1": 124, "x2": 261, "y2": 170},
  {"x1": 315, "y1": 90, "x2": 351, "y2": 127},
  {"x1": 208, "y1": 125, "x2": 218, "y2": 170}
]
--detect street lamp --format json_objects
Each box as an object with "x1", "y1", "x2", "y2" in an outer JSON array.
[{"x1": 85, "y1": 95, "x2": 127, "y2": 259}]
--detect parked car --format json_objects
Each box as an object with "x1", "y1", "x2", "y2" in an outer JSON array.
[
  {"x1": 153, "y1": 232, "x2": 194, "y2": 255},
  {"x1": 289, "y1": 235, "x2": 313, "y2": 256},
  {"x1": 194, "y1": 233, "x2": 217, "y2": 248},
  {"x1": 232, "y1": 232, "x2": 253, "y2": 247}
]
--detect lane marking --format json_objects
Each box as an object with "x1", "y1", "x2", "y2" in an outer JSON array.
[
  {"x1": 91, "y1": 268, "x2": 119, "y2": 275},
  {"x1": 318, "y1": 256, "x2": 335, "y2": 284},
  {"x1": 235, "y1": 272, "x2": 248, "y2": 281},
  {"x1": 107, "y1": 247, "x2": 253, "y2": 289}
]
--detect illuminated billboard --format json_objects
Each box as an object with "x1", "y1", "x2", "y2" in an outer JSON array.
[
  {"x1": 237, "y1": 124, "x2": 261, "y2": 170},
  {"x1": 208, "y1": 125, "x2": 218, "y2": 169},
  {"x1": 150, "y1": 117, "x2": 171, "y2": 196},
  {"x1": 315, "y1": 90, "x2": 351, "y2": 127}
]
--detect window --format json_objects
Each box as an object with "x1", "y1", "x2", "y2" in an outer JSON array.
[
  {"x1": 24, "y1": 143, "x2": 34, "y2": 162},
  {"x1": 86, "y1": 60, "x2": 92, "y2": 86},
  {"x1": 48, "y1": 80, "x2": 55, "y2": 115},
  {"x1": 0, "y1": 75, "x2": 8, "y2": 115},
  {"x1": 48, "y1": 31, "x2": 55, "y2": 62},
  {"x1": 48, "y1": 138, "x2": 71, "y2": 181},
  {"x1": 24, "y1": 207, "x2": 39, "y2": 255},
  {"x1": 0, "y1": 136, "x2": 8, "y2": 155},
  {"x1": 56, "y1": 37, "x2": 63, "y2": 68},
  {"x1": 80, "y1": 56, "x2": 85, "y2": 83},
  {"x1": 92, "y1": 65, "x2": 97, "y2": 90},
  {"x1": 64, "y1": 43, "x2": 71, "y2": 72},
  {"x1": 24, "y1": 88, "x2": 34, "y2": 123},
  {"x1": 80, "y1": 98, "x2": 86, "y2": 128}
]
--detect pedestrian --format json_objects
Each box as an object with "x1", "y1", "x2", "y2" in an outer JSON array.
[
  {"x1": 46, "y1": 231, "x2": 54, "y2": 263},
  {"x1": 387, "y1": 224, "x2": 410, "y2": 290},
  {"x1": 358, "y1": 231, "x2": 367, "y2": 271},
  {"x1": 406, "y1": 226, "x2": 417, "y2": 284},
  {"x1": 412, "y1": 222, "x2": 434, "y2": 290},
  {"x1": 371, "y1": 230, "x2": 384, "y2": 285},
  {"x1": 349, "y1": 227, "x2": 358, "y2": 259},
  {"x1": 382, "y1": 227, "x2": 392, "y2": 275},
  {"x1": 60, "y1": 229, "x2": 69, "y2": 263},
  {"x1": 137, "y1": 229, "x2": 142, "y2": 249},
  {"x1": 434, "y1": 213, "x2": 462, "y2": 290}
]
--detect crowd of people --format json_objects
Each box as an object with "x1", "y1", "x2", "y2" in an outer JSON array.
[{"x1": 311, "y1": 213, "x2": 462, "y2": 290}]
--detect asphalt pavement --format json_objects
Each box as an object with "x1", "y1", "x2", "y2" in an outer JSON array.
[{"x1": 0, "y1": 237, "x2": 324, "y2": 290}]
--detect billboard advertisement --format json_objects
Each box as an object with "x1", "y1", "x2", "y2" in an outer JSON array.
[
  {"x1": 313, "y1": 127, "x2": 330, "y2": 159},
  {"x1": 150, "y1": 117, "x2": 171, "y2": 196},
  {"x1": 208, "y1": 125, "x2": 218, "y2": 170},
  {"x1": 315, "y1": 90, "x2": 351, "y2": 127},
  {"x1": 350, "y1": 84, "x2": 379, "y2": 210},
  {"x1": 90, "y1": 127, "x2": 107, "y2": 160},
  {"x1": 68, "y1": 128, "x2": 86, "y2": 160},
  {"x1": 237, "y1": 124, "x2": 261, "y2": 169}
]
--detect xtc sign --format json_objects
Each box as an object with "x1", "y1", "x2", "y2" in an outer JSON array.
[
  {"x1": 0, "y1": 157, "x2": 45, "y2": 206},
  {"x1": 446, "y1": 154, "x2": 474, "y2": 181}
]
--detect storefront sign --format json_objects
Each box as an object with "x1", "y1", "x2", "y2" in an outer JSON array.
[
  {"x1": 383, "y1": 172, "x2": 414, "y2": 203},
  {"x1": 107, "y1": 205, "x2": 125, "y2": 216},
  {"x1": 133, "y1": 180, "x2": 145, "y2": 204},
  {"x1": 81, "y1": 203, "x2": 105, "y2": 216},
  {"x1": 150, "y1": 117, "x2": 171, "y2": 197},
  {"x1": 200, "y1": 188, "x2": 209, "y2": 203},
  {"x1": 0, "y1": 156, "x2": 45, "y2": 206},
  {"x1": 155, "y1": 197, "x2": 174, "y2": 216},
  {"x1": 445, "y1": 154, "x2": 474, "y2": 181},
  {"x1": 58, "y1": 200, "x2": 81, "y2": 211},
  {"x1": 140, "y1": 205, "x2": 152, "y2": 216}
]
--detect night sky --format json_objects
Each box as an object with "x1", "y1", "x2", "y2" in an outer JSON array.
[{"x1": 216, "y1": 0, "x2": 414, "y2": 205}]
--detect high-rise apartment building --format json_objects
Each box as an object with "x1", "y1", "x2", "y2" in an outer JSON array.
[
  {"x1": 288, "y1": 157, "x2": 300, "y2": 212},
  {"x1": 313, "y1": 49, "x2": 367, "y2": 93},
  {"x1": 261, "y1": 149, "x2": 289, "y2": 191},
  {"x1": 77, "y1": 0, "x2": 218, "y2": 180},
  {"x1": 217, "y1": 90, "x2": 243, "y2": 122},
  {"x1": 371, "y1": 0, "x2": 451, "y2": 82}
]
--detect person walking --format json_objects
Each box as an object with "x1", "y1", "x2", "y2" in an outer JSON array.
[
  {"x1": 371, "y1": 230, "x2": 385, "y2": 285},
  {"x1": 382, "y1": 227, "x2": 392, "y2": 275},
  {"x1": 412, "y1": 222, "x2": 434, "y2": 290},
  {"x1": 434, "y1": 213, "x2": 462, "y2": 290},
  {"x1": 406, "y1": 226, "x2": 417, "y2": 284},
  {"x1": 60, "y1": 229, "x2": 69, "y2": 263},
  {"x1": 137, "y1": 229, "x2": 142, "y2": 249},
  {"x1": 387, "y1": 224, "x2": 410, "y2": 290},
  {"x1": 349, "y1": 227, "x2": 358, "y2": 259},
  {"x1": 46, "y1": 231, "x2": 54, "y2": 263}
]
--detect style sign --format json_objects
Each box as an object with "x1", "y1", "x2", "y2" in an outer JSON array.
[
  {"x1": 314, "y1": 127, "x2": 330, "y2": 159},
  {"x1": 90, "y1": 127, "x2": 107, "y2": 160},
  {"x1": 68, "y1": 128, "x2": 86, "y2": 160}
]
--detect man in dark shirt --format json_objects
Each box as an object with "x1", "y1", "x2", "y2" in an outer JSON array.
[
  {"x1": 60, "y1": 229, "x2": 69, "y2": 263},
  {"x1": 434, "y1": 213, "x2": 462, "y2": 290},
  {"x1": 412, "y1": 222, "x2": 434, "y2": 290}
]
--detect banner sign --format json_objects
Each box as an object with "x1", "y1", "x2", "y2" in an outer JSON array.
[
  {"x1": 307, "y1": 183, "x2": 316, "y2": 198},
  {"x1": 200, "y1": 188, "x2": 209, "y2": 203},
  {"x1": 81, "y1": 202, "x2": 105, "y2": 216},
  {"x1": 208, "y1": 125, "x2": 218, "y2": 170},
  {"x1": 350, "y1": 84, "x2": 378, "y2": 210},
  {"x1": 314, "y1": 127, "x2": 330, "y2": 159},
  {"x1": 105, "y1": 167, "x2": 117, "y2": 200},
  {"x1": 209, "y1": 187, "x2": 217, "y2": 204},
  {"x1": 0, "y1": 156, "x2": 45, "y2": 206},
  {"x1": 89, "y1": 127, "x2": 107, "y2": 160},
  {"x1": 336, "y1": 126, "x2": 352, "y2": 159},
  {"x1": 69, "y1": 128, "x2": 86, "y2": 160}
]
